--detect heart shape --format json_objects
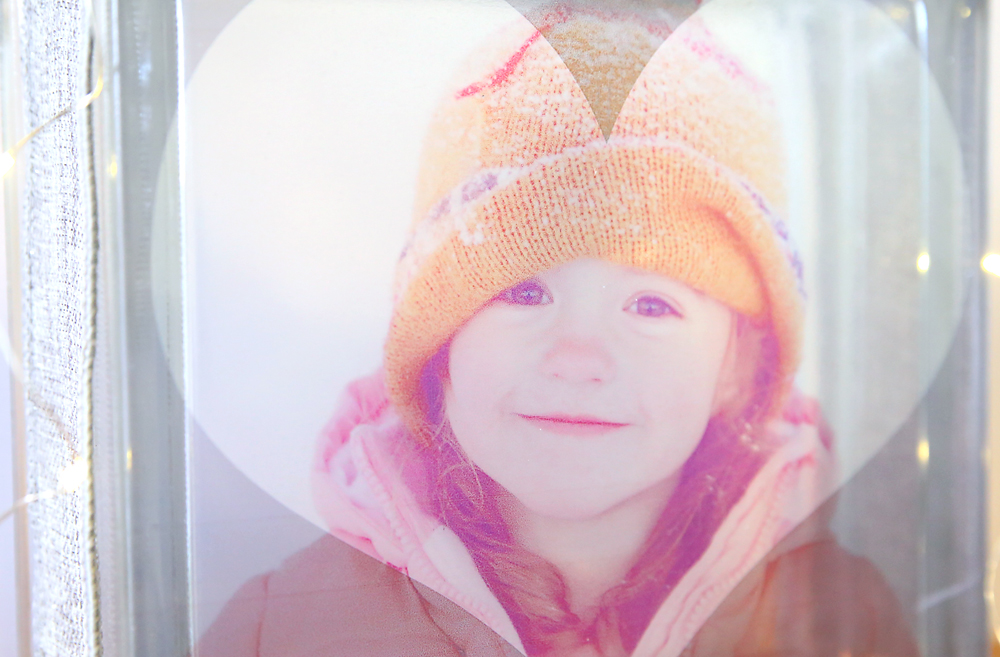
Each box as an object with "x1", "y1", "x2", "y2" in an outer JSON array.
[
  {"x1": 166, "y1": 0, "x2": 966, "y2": 543},
  {"x1": 504, "y1": 1, "x2": 694, "y2": 138}
]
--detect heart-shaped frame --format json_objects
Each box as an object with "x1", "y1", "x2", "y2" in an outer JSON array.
[{"x1": 160, "y1": 0, "x2": 967, "y2": 538}]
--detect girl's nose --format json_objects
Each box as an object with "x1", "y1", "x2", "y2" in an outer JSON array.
[{"x1": 541, "y1": 337, "x2": 616, "y2": 384}]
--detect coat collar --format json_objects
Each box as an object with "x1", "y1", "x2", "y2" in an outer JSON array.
[{"x1": 312, "y1": 370, "x2": 835, "y2": 656}]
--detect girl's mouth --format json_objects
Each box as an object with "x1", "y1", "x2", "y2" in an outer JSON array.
[{"x1": 517, "y1": 414, "x2": 629, "y2": 437}]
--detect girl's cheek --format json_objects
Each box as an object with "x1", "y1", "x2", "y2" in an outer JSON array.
[
  {"x1": 450, "y1": 320, "x2": 524, "y2": 402},
  {"x1": 633, "y1": 326, "x2": 729, "y2": 387}
]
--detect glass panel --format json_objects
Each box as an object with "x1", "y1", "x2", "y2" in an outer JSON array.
[{"x1": 174, "y1": 1, "x2": 987, "y2": 655}]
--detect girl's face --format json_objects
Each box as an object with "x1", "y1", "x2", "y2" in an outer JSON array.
[{"x1": 444, "y1": 258, "x2": 736, "y2": 522}]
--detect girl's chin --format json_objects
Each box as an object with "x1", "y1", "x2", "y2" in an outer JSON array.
[
  {"x1": 501, "y1": 484, "x2": 643, "y2": 523},
  {"x1": 495, "y1": 471, "x2": 683, "y2": 525}
]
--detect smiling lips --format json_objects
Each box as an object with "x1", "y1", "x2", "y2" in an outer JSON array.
[{"x1": 518, "y1": 414, "x2": 629, "y2": 437}]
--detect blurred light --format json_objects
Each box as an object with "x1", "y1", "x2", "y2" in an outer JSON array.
[
  {"x1": 126, "y1": 448, "x2": 132, "y2": 471},
  {"x1": 916, "y1": 252, "x2": 930, "y2": 273},
  {"x1": 917, "y1": 438, "x2": 930, "y2": 467},
  {"x1": 889, "y1": 5, "x2": 909, "y2": 20},
  {"x1": 960, "y1": 6, "x2": 972, "y2": 18},
  {"x1": 0, "y1": 151, "x2": 14, "y2": 178},
  {"x1": 982, "y1": 253, "x2": 1000, "y2": 276},
  {"x1": 57, "y1": 456, "x2": 88, "y2": 493},
  {"x1": 107, "y1": 156, "x2": 118, "y2": 178}
]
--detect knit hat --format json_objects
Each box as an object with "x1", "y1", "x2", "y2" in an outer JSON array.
[{"x1": 384, "y1": 8, "x2": 804, "y2": 437}]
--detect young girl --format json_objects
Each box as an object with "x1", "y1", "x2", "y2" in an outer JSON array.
[{"x1": 200, "y1": 6, "x2": 917, "y2": 657}]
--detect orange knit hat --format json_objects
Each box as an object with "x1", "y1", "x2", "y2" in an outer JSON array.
[{"x1": 384, "y1": 8, "x2": 804, "y2": 437}]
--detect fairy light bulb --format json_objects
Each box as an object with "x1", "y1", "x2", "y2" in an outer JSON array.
[
  {"x1": 916, "y1": 252, "x2": 930, "y2": 273},
  {"x1": 57, "y1": 456, "x2": 88, "y2": 493},
  {"x1": 0, "y1": 151, "x2": 14, "y2": 178},
  {"x1": 982, "y1": 253, "x2": 1000, "y2": 276}
]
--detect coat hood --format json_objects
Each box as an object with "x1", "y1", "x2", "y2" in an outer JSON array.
[{"x1": 312, "y1": 369, "x2": 835, "y2": 657}]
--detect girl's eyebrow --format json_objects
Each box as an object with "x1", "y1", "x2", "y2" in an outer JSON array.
[{"x1": 626, "y1": 272, "x2": 699, "y2": 295}]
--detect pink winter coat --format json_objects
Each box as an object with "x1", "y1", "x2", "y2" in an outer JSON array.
[{"x1": 196, "y1": 371, "x2": 918, "y2": 657}]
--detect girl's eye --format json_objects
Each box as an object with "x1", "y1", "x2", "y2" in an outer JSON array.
[
  {"x1": 496, "y1": 279, "x2": 552, "y2": 306},
  {"x1": 628, "y1": 295, "x2": 680, "y2": 318}
]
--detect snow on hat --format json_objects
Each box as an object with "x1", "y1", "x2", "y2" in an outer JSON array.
[{"x1": 384, "y1": 8, "x2": 804, "y2": 437}]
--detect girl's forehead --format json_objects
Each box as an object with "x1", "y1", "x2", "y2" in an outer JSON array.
[{"x1": 533, "y1": 258, "x2": 707, "y2": 295}]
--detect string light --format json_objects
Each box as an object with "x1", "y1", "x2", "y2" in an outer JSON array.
[
  {"x1": 982, "y1": 253, "x2": 1000, "y2": 276},
  {"x1": 989, "y1": 537, "x2": 1000, "y2": 645},
  {"x1": 3, "y1": 1, "x2": 108, "y2": 653},
  {"x1": 917, "y1": 438, "x2": 930, "y2": 467},
  {"x1": 57, "y1": 456, "x2": 89, "y2": 493},
  {"x1": 0, "y1": 152, "x2": 13, "y2": 177},
  {"x1": 0, "y1": 458, "x2": 89, "y2": 526},
  {"x1": 0, "y1": 16, "x2": 104, "y2": 529},
  {"x1": 916, "y1": 251, "x2": 930, "y2": 273},
  {"x1": 0, "y1": 74, "x2": 103, "y2": 179}
]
